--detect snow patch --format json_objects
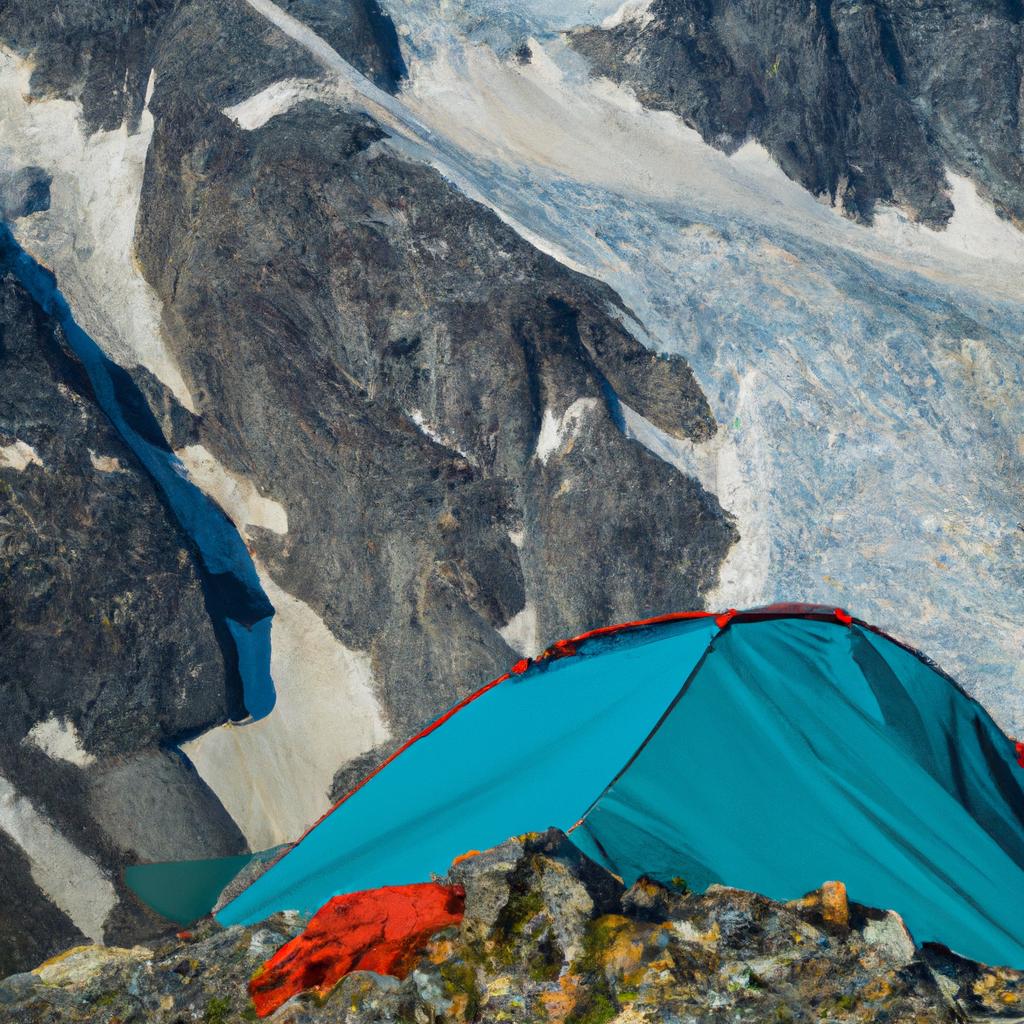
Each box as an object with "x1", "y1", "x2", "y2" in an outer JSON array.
[
  {"x1": 24, "y1": 717, "x2": 96, "y2": 768},
  {"x1": 409, "y1": 408, "x2": 472, "y2": 459},
  {"x1": 0, "y1": 774, "x2": 115, "y2": 942},
  {"x1": 535, "y1": 398, "x2": 598, "y2": 464},
  {"x1": 182, "y1": 563, "x2": 389, "y2": 849},
  {"x1": 0, "y1": 439, "x2": 42, "y2": 471},
  {"x1": 175, "y1": 444, "x2": 288, "y2": 538},
  {"x1": 873, "y1": 172, "x2": 1024, "y2": 267},
  {"x1": 0, "y1": 50, "x2": 197, "y2": 411},
  {"x1": 88, "y1": 450, "x2": 124, "y2": 473},
  {"x1": 223, "y1": 77, "x2": 332, "y2": 130},
  {"x1": 231, "y1": 4, "x2": 596, "y2": 276},
  {"x1": 601, "y1": 0, "x2": 655, "y2": 30},
  {"x1": 499, "y1": 602, "x2": 539, "y2": 657},
  {"x1": 393, "y1": 32, "x2": 1024, "y2": 299}
]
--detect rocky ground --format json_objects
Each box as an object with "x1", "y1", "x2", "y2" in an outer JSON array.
[{"x1": 3, "y1": 830, "x2": 1022, "y2": 1023}]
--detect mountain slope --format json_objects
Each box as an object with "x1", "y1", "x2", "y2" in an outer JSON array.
[
  {"x1": 0, "y1": 239, "x2": 245, "y2": 972},
  {"x1": 568, "y1": 0, "x2": 1024, "y2": 227},
  {"x1": 0, "y1": 0, "x2": 735, "y2": 957},
  {"x1": 1, "y1": 0, "x2": 1023, "y2": 981}
]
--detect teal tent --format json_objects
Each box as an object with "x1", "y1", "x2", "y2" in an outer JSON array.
[{"x1": 217, "y1": 605, "x2": 1024, "y2": 968}]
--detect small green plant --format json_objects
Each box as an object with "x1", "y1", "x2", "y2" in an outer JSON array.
[
  {"x1": 572, "y1": 916, "x2": 622, "y2": 976},
  {"x1": 204, "y1": 995, "x2": 233, "y2": 1024},
  {"x1": 440, "y1": 960, "x2": 482, "y2": 1019},
  {"x1": 526, "y1": 930, "x2": 562, "y2": 983},
  {"x1": 569, "y1": 992, "x2": 617, "y2": 1024},
  {"x1": 768, "y1": 54, "x2": 781, "y2": 77}
]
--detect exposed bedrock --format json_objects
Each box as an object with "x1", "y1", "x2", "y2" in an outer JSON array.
[
  {"x1": 0, "y1": 0, "x2": 404, "y2": 133},
  {"x1": 569, "y1": 0, "x2": 1024, "y2": 228},
  {"x1": 135, "y1": 49, "x2": 735, "y2": 742},
  {"x1": 0, "y1": 255, "x2": 245, "y2": 971},
  {"x1": 0, "y1": 0, "x2": 735, "y2": 951}
]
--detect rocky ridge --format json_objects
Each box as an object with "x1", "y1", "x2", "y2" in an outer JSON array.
[
  {"x1": 2, "y1": 830, "x2": 1022, "y2": 1023},
  {"x1": 0, "y1": 0, "x2": 736, "y2": 968},
  {"x1": 569, "y1": 0, "x2": 1024, "y2": 227},
  {"x1": 0, "y1": 237, "x2": 247, "y2": 976}
]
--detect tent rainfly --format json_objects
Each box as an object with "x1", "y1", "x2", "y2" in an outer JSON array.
[{"x1": 211, "y1": 604, "x2": 1024, "y2": 969}]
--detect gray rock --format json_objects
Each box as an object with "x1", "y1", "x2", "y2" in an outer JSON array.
[
  {"x1": 134, "y1": 59, "x2": 735, "y2": 738},
  {"x1": 86, "y1": 749, "x2": 246, "y2": 864},
  {"x1": 0, "y1": 261, "x2": 230, "y2": 757},
  {"x1": 0, "y1": 832, "x2": 84, "y2": 982},
  {"x1": 0, "y1": 250, "x2": 244, "y2": 971},
  {"x1": 568, "y1": 0, "x2": 1024, "y2": 228},
  {"x1": 0, "y1": 167, "x2": 50, "y2": 222},
  {"x1": 4, "y1": 830, "x2": 1023, "y2": 1023},
  {"x1": 0, "y1": 0, "x2": 405, "y2": 133}
]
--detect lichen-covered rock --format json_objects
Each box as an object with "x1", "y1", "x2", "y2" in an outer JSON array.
[
  {"x1": 4, "y1": 829, "x2": 1022, "y2": 1023},
  {"x1": 32, "y1": 945, "x2": 152, "y2": 987}
]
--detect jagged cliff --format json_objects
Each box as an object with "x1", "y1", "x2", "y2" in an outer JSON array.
[
  {"x1": 0, "y1": 0, "x2": 735, "y2": 970},
  {"x1": 568, "y1": 0, "x2": 1024, "y2": 227},
  {"x1": 0, "y1": 243, "x2": 246, "y2": 977}
]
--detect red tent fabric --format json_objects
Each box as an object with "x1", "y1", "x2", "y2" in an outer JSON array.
[{"x1": 250, "y1": 882, "x2": 465, "y2": 1017}]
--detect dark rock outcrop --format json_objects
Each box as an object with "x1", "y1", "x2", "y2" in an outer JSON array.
[
  {"x1": 275, "y1": 0, "x2": 407, "y2": 92},
  {"x1": 0, "y1": 0, "x2": 173, "y2": 133},
  {"x1": 0, "y1": 0, "x2": 735, "y2": 963},
  {"x1": 0, "y1": 0, "x2": 405, "y2": 132},
  {"x1": 569, "y1": 0, "x2": 1024, "y2": 227},
  {"x1": 0, "y1": 251, "x2": 245, "y2": 970},
  {"x1": 0, "y1": 167, "x2": 50, "y2": 222},
  {"x1": 0, "y1": 833, "x2": 84, "y2": 983},
  {"x1": 134, "y1": 2, "x2": 735, "y2": 741},
  {"x1": 0, "y1": 260, "x2": 230, "y2": 754},
  {"x1": 4, "y1": 829, "x2": 1023, "y2": 1022}
]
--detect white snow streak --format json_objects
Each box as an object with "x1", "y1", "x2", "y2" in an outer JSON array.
[
  {"x1": 499, "y1": 602, "x2": 539, "y2": 657},
  {"x1": 535, "y1": 398, "x2": 598, "y2": 464},
  {"x1": 24, "y1": 717, "x2": 96, "y2": 768},
  {"x1": 0, "y1": 439, "x2": 42, "y2": 471},
  {"x1": 182, "y1": 563, "x2": 389, "y2": 849},
  {"x1": 0, "y1": 774, "x2": 115, "y2": 941},
  {"x1": 0, "y1": 50, "x2": 196, "y2": 411},
  {"x1": 175, "y1": 444, "x2": 288, "y2": 537},
  {"x1": 601, "y1": 0, "x2": 655, "y2": 30}
]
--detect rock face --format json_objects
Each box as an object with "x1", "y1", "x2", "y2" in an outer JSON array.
[
  {"x1": 132, "y1": 0, "x2": 734, "y2": 749},
  {"x1": 3, "y1": 830, "x2": 1023, "y2": 1023},
  {"x1": 0, "y1": 240, "x2": 246, "y2": 971},
  {"x1": 569, "y1": 0, "x2": 1024, "y2": 227},
  {"x1": 0, "y1": 0, "x2": 405, "y2": 133},
  {"x1": 0, "y1": 0, "x2": 735, "y2": 963},
  {"x1": 3, "y1": 0, "x2": 1021, "y2": 992}
]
